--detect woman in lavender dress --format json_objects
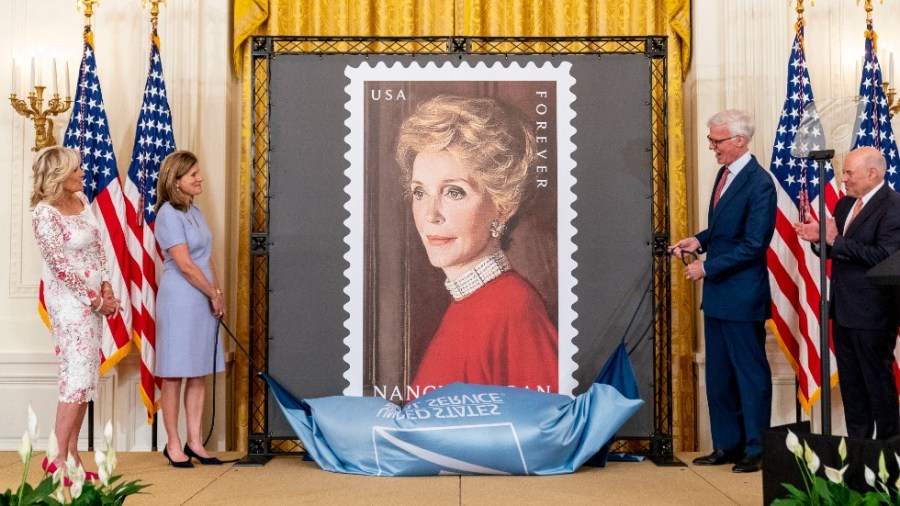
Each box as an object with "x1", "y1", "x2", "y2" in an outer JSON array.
[{"x1": 155, "y1": 150, "x2": 225, "y2": 467}]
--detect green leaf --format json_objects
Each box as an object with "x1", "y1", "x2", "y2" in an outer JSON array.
[
  {"x1": 862, "y1": 491, "x2": 891, "y2": 506},
  {"x1": 830, "y1": 484, "x2": 864, "y2": 506},
  {"x1": 71, "y1": 484, "x2": 103, "y2": 506},
  {"x1": 782, "y1": 483, "x2": 809, "y2": 501},
  {"x1": 771, "y1": 499, "x2": 803, "y2": 506},
  {"x1": 812, "y1": 476, "x2": 833, "y2": 501}
]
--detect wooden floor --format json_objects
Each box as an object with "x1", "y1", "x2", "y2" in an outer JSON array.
[{"x1": 0, "y1": 451, "x2": 763, "y2": 505}]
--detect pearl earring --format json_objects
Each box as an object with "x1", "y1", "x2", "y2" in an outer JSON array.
[{"x1": 490, "y1": 220, "x2": 506, "y2": 238}]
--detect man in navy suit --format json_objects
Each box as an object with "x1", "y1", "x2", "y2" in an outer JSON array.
[
  {"x1": 670, "y1": 109, "x2": 777, "y2": 473},
  {"x1": 794, "y1": 146, "x2": 900, "y2": 440}
]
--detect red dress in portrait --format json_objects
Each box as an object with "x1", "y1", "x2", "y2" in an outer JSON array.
[{"x1": 411, "y1": 271, "x2": 558, "y2": 396}]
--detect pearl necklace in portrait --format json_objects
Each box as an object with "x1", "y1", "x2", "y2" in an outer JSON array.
[{"x1": 444, "y1": 250, "x2": 511, "y2": 301}]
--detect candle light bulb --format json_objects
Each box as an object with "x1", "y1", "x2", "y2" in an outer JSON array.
[
  {"x1": 888, "y1": 51, "x2": 896, "y2": 87},
  {"x1": 52, "y1": 58, "x2": 58, "y2": 95}
]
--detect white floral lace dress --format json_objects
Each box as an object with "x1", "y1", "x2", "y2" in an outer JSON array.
[{"x1": 32, "y1": 193, "x2": 108, "y2": 403}]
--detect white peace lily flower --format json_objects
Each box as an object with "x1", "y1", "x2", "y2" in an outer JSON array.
[
  {"x1": 824, "y1": 464, "x2": 848, "y2": 484},
  {"x1": 46, "y1": 431, "x2": 59, "y2": 464},
  {"x1": 52, "y1": 467, "x2": 63, "y2": 485},
  {"x1": 68, "y1": 460, "x2": 86, "y2": 499},
  {"x1": 95, "y1": 450, "x2": 106, "y2": 469},
  {"x1": 806, "y1": 449, "x2": 820, "y2": 474},
  {"x1": 70, "y1": 477, "x2": 83, "y2": 499},
  {"x1": 103, "y1": 419, "x2": 118, "y2": 472},
  {"x1": 98, "y1": 465, "x2": 110, "y2": 486},
  {"x1": 18, "y1": 431, "x2": 31, "y2": 463},
  {"x1": 838, "y1": 438, "x2": 847, "y2": 462},
  {"x1": 785, "y1": 430, "x2": 802, "y2": 457},
  {"x1": 27, "y1": 405, "x2": 39, "y2": 441},
  {"x1": 879, "y1": 452, "x2": 889, "y2": 483},
  {"x1": 95, "y1": 450, "x2": 110, "y2": 485},
  {"x1": 106, "y1": 449, "x2": 117, "y2": 473},
  {"x1": 104, "y1": 420, "x2": 113, "y2": 446},
  {"x1": 803, "y1": 442, "x2": 820, "y2": 473},
  {"x1": 866, "y1": 465, "x2": 877, "y2": 487}
]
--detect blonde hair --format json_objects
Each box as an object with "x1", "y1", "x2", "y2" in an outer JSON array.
[
  {"x1": 30, "y1": 146, "x2": 81, "y2": 208},
  {"x1": 395, "y1": 95, "x2": 537, "y2": 217},
  {"x1": 156, "y1": 150, "x2": 198, "y2": 213}
]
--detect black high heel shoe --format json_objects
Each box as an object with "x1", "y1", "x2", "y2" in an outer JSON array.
[
  {"x1": 184, "y1": 444, "x2": 224, "y2": 465},
  {"x1": 163, "y1": 446, "x2": 194, "y2": 468}
]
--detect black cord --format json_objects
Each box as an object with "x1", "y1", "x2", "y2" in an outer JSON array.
[
  {"x1": 202, "y1": 322, "x2": 220, "y2": 448},
  {"x1": 199, "y1": 321, "x2": 239, "y2": 463},
  {"x1": 200, "y1": 319, "x2": 259, "y2": 463},
  {"x1": 217, "y1": 319, "x2": 262, "y2": 374}
]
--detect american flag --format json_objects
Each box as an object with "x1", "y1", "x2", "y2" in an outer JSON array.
[
  {"x1": 52, "y1": 27, "x2": 134, "y2": 374},
  {"x1": 850, "y1": 18, "x2": 900, "y2": 391},
  {"x1": 124, "y1": 30, "x2": 175, "y2": 421},
  {"x1": 767, "y1": 18, "x2": 840, "y2": 411},
  {"x1": 851, "y1": 19, "x2": 899, "y2": 187}
]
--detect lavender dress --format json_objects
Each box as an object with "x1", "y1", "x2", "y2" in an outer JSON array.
[{"x1": 154, "y1": 202, "x2": 223, "y2": 378}]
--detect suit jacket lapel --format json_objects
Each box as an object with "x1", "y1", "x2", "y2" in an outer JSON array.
[
  {"x1": 709, "y1": 157, "x2": 757, "y2": 228},
  {"x1": 845, "y1": 184, "x2": 888, "y2": 236}
]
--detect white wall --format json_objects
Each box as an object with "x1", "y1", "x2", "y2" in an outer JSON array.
[
  {"x1": 688, "y1": 0, "x2": 900, "y2": 451},
  {"x1": 0, "y1": 0, "x2": 236, "y2": 451}
]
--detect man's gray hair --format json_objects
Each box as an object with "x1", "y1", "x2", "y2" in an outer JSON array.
[{"x1": 708, "y1": 109, "x2": 755, "y2": 140}]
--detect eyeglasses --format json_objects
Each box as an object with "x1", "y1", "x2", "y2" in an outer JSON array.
[{"x1": 707, "y1": 135, "x2": 738, "y2": 148}]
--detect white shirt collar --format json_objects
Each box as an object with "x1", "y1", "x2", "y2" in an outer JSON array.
[
  {"x1": 857, "y1": 180, "x2": 885, "y2": 207},
  {"x1": 726, "y1": 151, "x2": 752, "y2": 175}
]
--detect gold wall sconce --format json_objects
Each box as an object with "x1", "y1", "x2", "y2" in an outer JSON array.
[
  {"x1": 9, "y1": 58, "x2": 73, "y2": 152},
  {"x1": 884, "y1": 82, "x2": 900, "y2": 119}
]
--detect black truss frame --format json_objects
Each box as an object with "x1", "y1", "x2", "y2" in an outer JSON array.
[{"x1": 247, "y1": 35, "x2": 674, "y2": 465}]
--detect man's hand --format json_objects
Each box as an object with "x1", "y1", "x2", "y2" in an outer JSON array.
[
  {"x1": 668, "y1": 237, "x2": 700, "y2": 258},
  {"x1": 794, "y1": 217, "x2": 839, "y2": 246},
  {"x1": 793, "y1": 220, "x2": 820, "y2": 243},
  {"x1": 684, "y1": 260, "x2": 706, "y2": 281},
  {"x1": 823, "y1": 217, "x2": 838, "y2": 246}
]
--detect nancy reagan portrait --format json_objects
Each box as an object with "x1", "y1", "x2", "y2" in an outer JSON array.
[{"x1": 343, "y1": 61, "x2": 577, "y2": 401}]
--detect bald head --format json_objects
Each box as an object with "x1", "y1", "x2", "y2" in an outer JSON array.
[{"x1": 842, "y1": 146, "x2": 886, "y2": 198}]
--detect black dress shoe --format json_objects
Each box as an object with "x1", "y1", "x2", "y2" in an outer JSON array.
[
  {"x1": 163, "y1": 446, "x2": 194, "y2": 468},
  {"x1": 732, "y1": 453, "x2": 762, "y2": 473},
  {"x1": 184, "y1": 443, "x2": 224, "y2": 465},
  {"x1": 692, "y1": 449, "x2": 739, "y2": 466}
]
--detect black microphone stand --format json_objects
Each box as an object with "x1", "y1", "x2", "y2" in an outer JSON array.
[{"x1": 807, "y1": 149, "x2": 835, "y2": 435}]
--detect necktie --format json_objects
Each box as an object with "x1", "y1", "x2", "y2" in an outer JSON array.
[
  {"x1": 844, "y1": 198, "x2": 864, "y2": 232},
  {"x1": 713, "y1": 167, "x2": 730, "y2": 209}
]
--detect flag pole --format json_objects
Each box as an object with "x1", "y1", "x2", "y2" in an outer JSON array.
[
  {"x1": 808, "y1": 149, "x2": 835, "y2": 436},
  {"x1": 77, "y1": 0, "x2": 98, "y2": 455}
]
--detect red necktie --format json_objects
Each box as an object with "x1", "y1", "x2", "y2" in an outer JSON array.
[
  {"x1": 844, "y1": 198, "x2": 864, "y2": 232},
  {"x1": 713, "y1": 167, "x2": 731, "y2": 209}
]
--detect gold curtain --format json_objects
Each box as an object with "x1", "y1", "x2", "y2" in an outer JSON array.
[{"x1": 232, "y1": 0, "x2": 694, "y2": 453}]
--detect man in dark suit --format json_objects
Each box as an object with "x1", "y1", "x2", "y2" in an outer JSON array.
[
  {"x1": 794, "y1": 146, "x2": 900, "y2": 439},
  {"x1": 670, "y1": 109, "x2": 777, "y2": 473}
]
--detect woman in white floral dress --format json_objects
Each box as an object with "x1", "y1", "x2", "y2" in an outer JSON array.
[{"x1": 30, "y1": 146, "x2": 121, "y2": 478}]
